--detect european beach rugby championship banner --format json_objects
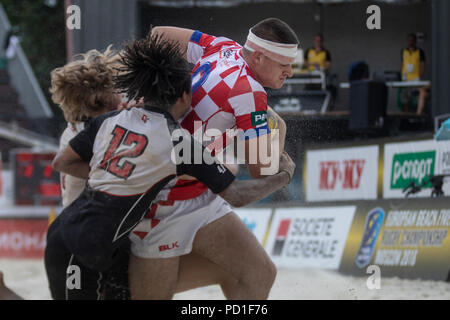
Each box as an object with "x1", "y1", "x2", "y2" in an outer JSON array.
[
  {"x1": 265, "y1": 206, "x2": 355, "y2": 269},
  {"x1": 339, "y1": 199, "x2": 450, "y2": 280},
  {"x1": 305, "y1": 145, "x2": 379, "y2": 202},
  {"x1": 383, "y1": 139, "x2": 450, "y2": 199}
]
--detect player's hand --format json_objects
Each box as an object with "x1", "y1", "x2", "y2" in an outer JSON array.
[
  {"x1": 135, "y1": 97, "x2": 145, "y2": 108},
  {"x1": 117, "y1": 100, "x2": 134, "y2": 111},
  {"x1": 278, "y1": 151, "x2": 295, "y2": 185},
  {"x1": 267, "y1": 106, "x2": 279, "y2": 141},
  {"x1": 117, "y1": 97, "x2": 144, "y2": 111}
]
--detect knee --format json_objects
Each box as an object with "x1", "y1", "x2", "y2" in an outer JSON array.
[
  {"x1": 245, "y1": 257, "x2": 277, "y2": 289},
  {"x1": 264, "y1": 259, "x2": 277, "y2": 288}
]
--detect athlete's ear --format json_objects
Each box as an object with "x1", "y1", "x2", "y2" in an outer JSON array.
[
  {"x1": 180, "y1": 90, "x2": 192, "y2": 112},
  {"x1": 182, "y1": 90, "x2": 192, "y2": 106},
  {"x1": 252, "y1": 51, "x2": 264, "y2": 66}
]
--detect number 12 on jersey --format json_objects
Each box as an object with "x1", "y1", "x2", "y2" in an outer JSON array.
[{"x1": 99, "y1": 125, "x2": 148, "y2": 179}]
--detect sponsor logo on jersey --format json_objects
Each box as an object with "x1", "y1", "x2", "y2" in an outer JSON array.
[
  {"x1": 390, "y1": 151, "x2": 435, "y2": 189},
  {"x1": 355, "y1": 208, "x2": 385, "y2": 268},
  {"x1": 272, "y1": 218, "x2": 291, "y2": 256},
  {"x1": 251, "y1": 111, "x2": 267, "y2": 126},
  {"x1": 222, "y1": 49, "x2": 233, "y2": 59}
]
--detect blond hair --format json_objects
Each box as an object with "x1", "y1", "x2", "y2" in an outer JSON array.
[{"x1": 50, "y1": 45, "x2": 121, "y2": 123}]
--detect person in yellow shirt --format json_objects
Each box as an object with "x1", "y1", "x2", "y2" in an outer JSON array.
[
  {"x1": 303, "y1": 33, "x2": 331, "y2": 72},
  {"x1": 399, "y1": 33, "x2": 427, "y2": 114},
  {"x1": 302, "y1": 34, "x2": 336, "y2": 107},
  {"x1": 401, "y1": 33, "x2": 425, "y2": 81}
]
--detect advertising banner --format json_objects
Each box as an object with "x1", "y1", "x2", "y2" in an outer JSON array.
[
  {"x1": 235, "y1": 208, "x2": 272, "y2": 246},
  {"x1": 265, "y1": 206, "x2": 356, "y2": 269},
  {"x1": 339, "y1": 198, "x2": 450, "y2": 280},
  {"x1": 306, "y1": 146, "x2": 379, "y2": 202},
  {"x1": 383, "y1": 140, "x2": 439, "y2": 199},
  {"x1": 0, "y1": 219, "x2": 48, "y2": 258},
  {"x1": 436, "y1": 140, "x2": 450, "y2": 196}
]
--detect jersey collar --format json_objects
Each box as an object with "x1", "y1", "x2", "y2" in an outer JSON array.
[{"x1": 145, "y1": 106, "x2": 175, "y2": 121}]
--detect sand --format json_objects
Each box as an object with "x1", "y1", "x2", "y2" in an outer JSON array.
[{"x1": 1, "y1": 258, "x2": 449, "y2": 300}]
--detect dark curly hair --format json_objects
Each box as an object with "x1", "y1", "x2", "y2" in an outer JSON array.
[{"x1": 114, "y1": 31, "x2": 192, "y2": 110}]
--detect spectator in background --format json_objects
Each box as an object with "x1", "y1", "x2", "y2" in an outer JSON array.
[
  {"x1": 399, "y1": 33, "x2": 428, "y2": 115},
  {"x1": 303, "y1": 33, "x2": 331, "y2": 72},
  {"x1": 303, "y1": 33, "x2": 336, "y2": 108}
]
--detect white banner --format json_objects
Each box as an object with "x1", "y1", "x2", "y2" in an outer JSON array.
[
  {"x1": 306, "y1": 145, "x2": 379, "y2": 201},
  {"x1": 383, "y1": 140, "x2": 441, "y2": 199},
  {"x1": 434, "y1": 140, "x2": 450, "y2": 197},
  {"x1": 266, "y1": 206, "x2": 356, "y2": 269},
  {"x1": 235, "y1": 208, "x2": 272, "y2": 246},
  {"x1": 0, "y1": 167, "x2": 14, "y2": 207}
]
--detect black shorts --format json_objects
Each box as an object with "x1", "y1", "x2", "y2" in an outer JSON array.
[
  {"x1": 44, "y1": 202, "x2": 131, "y2": 300},
  {"x1": 56, "y1": 188, "x2": 141, "y2": 272},
  {"x1": 45, "y1": 217, "x2": 131, "y2": 300}
]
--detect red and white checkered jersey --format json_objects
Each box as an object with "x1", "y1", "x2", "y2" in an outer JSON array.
[{"x1": 162, "y1": 30, "x2": 270, "y2": 202}]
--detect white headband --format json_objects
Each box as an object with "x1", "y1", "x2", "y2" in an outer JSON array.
[{"x1": 244, "y1": 30, "x2": 298, "y2": 64}]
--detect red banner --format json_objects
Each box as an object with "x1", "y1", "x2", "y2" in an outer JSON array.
[{"x1": 0, "y1": 219, "x2": 48, "y2": 258}]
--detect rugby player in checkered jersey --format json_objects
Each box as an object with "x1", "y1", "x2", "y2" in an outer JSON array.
[
  {"x1": 42, "y1": 30, "x2": 295, "y2": 299},
  {"x1": 127, "y1": 18, "x2": 299, "y2": 299}
]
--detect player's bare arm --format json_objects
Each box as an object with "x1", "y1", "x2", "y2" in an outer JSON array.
[
  {"x1": 52, "y1": 145, "x2": 90, "y2": 179},
  {"x1": 219, "y1": 151, "x2": 294, "y2": 207},
  {"x1": 245, "y1": 108, "x2": 286, "y2": 179},
  {"x1": 151, "y1": 26, "x2": 195, "y2": 58}
]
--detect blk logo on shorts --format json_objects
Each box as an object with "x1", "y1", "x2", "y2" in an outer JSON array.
[
  {"x1": 159, "y1": 241, "x2": 179, "y2": 252},
  {"x1": 272, "y1": 219, "x2": 291, "y2": 256}
]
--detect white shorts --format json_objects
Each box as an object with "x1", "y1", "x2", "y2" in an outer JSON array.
[{"x1": 130, "y1": 189, "x2": 232, "y2": 258}]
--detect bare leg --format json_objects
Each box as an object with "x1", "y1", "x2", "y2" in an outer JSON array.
[
  {"x1": 190, "y1": 212, "x2": 276, "y2": 299},
  {"x1": 417, "y1": 86, "x2": 429, "y2": 115},
  {"x1": 128, "y1": 255, "x2": 180, "y2": 300},
  {"x1": 0, "y1": 271, "x2": 23, "y2": 300},
  {"x1": 176, "y1": 252, "x2": 238, "y2": 294},
  {"x1": 129, "y1": 212, "x2": 276, "y2": 300}
]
